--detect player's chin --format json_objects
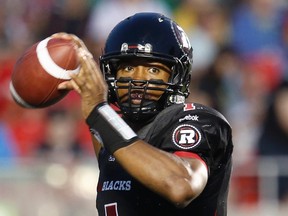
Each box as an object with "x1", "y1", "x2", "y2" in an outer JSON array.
[{"x1": 130, "y1": 99, "x2": 144, "y2": 105}]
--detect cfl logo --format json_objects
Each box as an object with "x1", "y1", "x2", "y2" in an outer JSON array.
[{"x1": 172, "y1": 124, "x2": 202, "y2": 149}]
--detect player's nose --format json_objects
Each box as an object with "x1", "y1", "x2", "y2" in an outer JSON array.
[{"x1": 131, "y1": 66, "x2": 148, "y2": 86}]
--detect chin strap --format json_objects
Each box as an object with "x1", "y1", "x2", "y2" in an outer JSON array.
[{"x1": 168, "y1": 94, "x2": 186, "y2": 104}]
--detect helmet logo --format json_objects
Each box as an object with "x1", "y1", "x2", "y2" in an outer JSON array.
[
  {"x1": 121, "y1": 43, "x2": 153, "y2": 53},
  {"x1": 172, "y1": 23, "x2": 191, "y2": 55}
]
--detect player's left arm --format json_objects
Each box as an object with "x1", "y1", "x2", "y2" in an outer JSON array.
[{"x1": 113, "y1": 141, "x2": 208, "y2": 208}]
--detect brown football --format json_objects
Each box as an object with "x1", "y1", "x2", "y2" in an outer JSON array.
[{"x1": 10, "y1": 36, "x2": 80, "y2": 108}]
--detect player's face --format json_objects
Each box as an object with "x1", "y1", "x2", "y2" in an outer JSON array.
[{"x1": 116, "y1": 59, "x2": 171, "y2": 105}]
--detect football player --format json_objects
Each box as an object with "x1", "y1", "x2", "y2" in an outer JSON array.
[{"x1": 57, "y1": 12, "x2": 233, "y2": 216}]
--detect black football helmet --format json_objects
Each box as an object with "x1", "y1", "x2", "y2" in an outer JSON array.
[{"x1": 100, "y1": 12, "x2": 193, "y2": 123}]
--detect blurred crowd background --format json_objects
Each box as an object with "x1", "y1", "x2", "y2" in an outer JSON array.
[{"x1": 1, "y1": 0, "x2": 288, "y2": 215}]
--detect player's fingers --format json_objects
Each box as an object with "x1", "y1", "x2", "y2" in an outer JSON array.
[
  {"x1": 58, "y1": 80, "x2": 82, "y2": 94},
  {"x1": 70, "y1": 47, "x2": 108, "y2": 98},
  {"x1": 70, "y1": 35, "x2": 89, "y2": 51},
  {"x1": 58, "y1": 80, "x2": 74, "y2": 90},
  {"x1": 51, "y1": 32, "x2": 74, "y2": 41},
  {"x1": 69, "y1": 69, "x2": 86, "y2": 89},
  {"x1": 78, "y1": 48, "x2": 105, "y2": 84},
  {"x1": 70, "y1": 79, "x2": 82, "y2": 94},
  {"x1": 78, "y1": 47, "x2": 94, "y2": 62},
  {"x1": 77, "y1": 48, "x2": 101, "y2": 82},
  {"x1": 51, "y1": 33, "x2": 87, "y2": 50}
]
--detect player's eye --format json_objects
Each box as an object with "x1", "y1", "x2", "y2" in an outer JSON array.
[
  {"x1": 148, "y1": 67, "x2": 160, "y2": 74},
  {"x1": 117, "y1": 63, "x2": 134, "y2": 72},
  {"x1": 124, "y1": 65, "x2": 134, "y2": 72}
]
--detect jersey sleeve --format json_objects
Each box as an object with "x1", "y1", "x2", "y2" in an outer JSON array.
[
  {"x1": 143, "y1": 103, "x2": 233, "y2": 173},
  {"x1": 173, "y1": 151, "x2": 209, "y2": 171}
]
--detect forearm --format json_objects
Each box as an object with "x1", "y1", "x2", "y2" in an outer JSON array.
[{"x1": 114, "y1": 140, "x2": 207, "y2": 207}]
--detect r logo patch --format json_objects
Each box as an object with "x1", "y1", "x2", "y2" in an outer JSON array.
[{"x1": 172, "y1": 124, "x2": 202, "y2": 149}]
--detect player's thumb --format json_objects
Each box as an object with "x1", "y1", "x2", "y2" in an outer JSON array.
[{"x1": 58, "y1": 81, "x2": 74, "y2": 90}]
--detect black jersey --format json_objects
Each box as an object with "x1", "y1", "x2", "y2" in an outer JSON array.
[{"x1": 96, "y1": 103, "x2": 233, "y2": 216}]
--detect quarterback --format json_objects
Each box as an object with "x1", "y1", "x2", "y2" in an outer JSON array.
[{"x1": 57, "y1": 12, "x2": 233, "y2": 216}]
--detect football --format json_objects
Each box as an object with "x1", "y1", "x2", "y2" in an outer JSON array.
[{"x1": 10, "y1": 36, "x2": 80, "y2": 108}]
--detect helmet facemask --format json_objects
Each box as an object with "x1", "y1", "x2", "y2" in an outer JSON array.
[
  {"x1": 101, "y1": 56, "x2": 191, "y2": 123},
  {"x1": 114, "y1": 77, "x2": 170, "y2": 122}
]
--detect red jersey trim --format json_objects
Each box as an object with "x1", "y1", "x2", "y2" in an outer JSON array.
[{"x1": 174, "y1": 151, "x2": 208, "y2": 171}]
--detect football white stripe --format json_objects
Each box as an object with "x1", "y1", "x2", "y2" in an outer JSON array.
[
  {"x1": 36, "y1": 37, "x2": 80, "y2": 80},
  {"x1": 9, "y1": 81, "x2": 36, "y2": 108}
]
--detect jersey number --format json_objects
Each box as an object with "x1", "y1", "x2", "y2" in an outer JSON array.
[
  {"x1": 105, "y1": 203, "x2": 119, "y2": 216},
  {"x1": 184, "y1": 103, "x2": 196, "y2": 111}
]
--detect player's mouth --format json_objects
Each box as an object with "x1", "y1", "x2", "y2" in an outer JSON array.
[
  {"x1": 130, "y1": 92, "x2": 145, "y2": 105},
  {"x1": 120, "y1": 91, "x2": 156, "y2": 105}
]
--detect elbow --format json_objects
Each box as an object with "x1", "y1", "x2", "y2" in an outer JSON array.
[
  {"x1": 170, "y1": 196, "x2": 194, "y2": 208},
  {"x1": 168, "y1": 160, "x2": 208, "y2": 208},
  {"x1": 165, "y1": 181, "x2": 203, "y2": 208}
]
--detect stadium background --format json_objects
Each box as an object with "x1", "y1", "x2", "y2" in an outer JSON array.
[{"x1": 1, "y1": 0, "x2": 288, "y2": 215}]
